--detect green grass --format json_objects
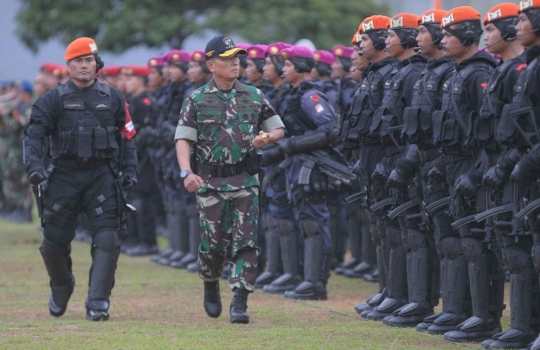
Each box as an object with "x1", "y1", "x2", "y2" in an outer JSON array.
[{"x1": 0, "y1": 218, "x2": 502, "y2": 349}]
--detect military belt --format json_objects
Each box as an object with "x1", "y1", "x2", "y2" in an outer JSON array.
[
  {"x1": 444, "y1": 153, "x2": 471, "y2": 163},
  {"x1": 55, "y1": 158, "x2": 107, "y2": 169},
  {"x1": 386, "y1": 145, "x2": 401, "y2": 157},
  {"x1": 198, "y1": 160, "x2": 246, "y2": 177},
  {"x1": 420, "y1": 148, "x2": 440, "y2": 163}
]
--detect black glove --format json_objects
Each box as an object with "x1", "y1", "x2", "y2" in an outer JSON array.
[
  {"x1": 455, "y1": 174, "x2": 476, "y2": 198},
  {"x1": 387, "y1": 169, "x2": 407, "y2": 189},
  {"x1": 372, "y1": 162, "x2": 388, "y2": 184},
  {"x1": 482, "y1": 165, "x2": 506, "y2": 188},
  {"x1": 428, "y1": 166, "x2": 446, "y2": 182},
  {"x1": 510, "y1": 162, "x2": 536, "y2": 185},
  {"x1": 28, "y1": 167, "x2": 48, "y2": 186}
]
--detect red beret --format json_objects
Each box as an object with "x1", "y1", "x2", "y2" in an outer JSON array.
[
  {"x1": 190, "y1": 50, "x2": 206, "y2": 62},
  {"x1": 100, "y1": 66, "x2": 122, "y2": 77},
  {"x1": 40, "y1": 63, "x2": 65, "y2": 77},
  {"x1": 247, "y1": 45, "x2": 268, "y2": 60},
  {"x1": 121, "y1": 65, "x2": 150, "y2": 76},
  {"x1": 313, "y1": 50, "x2": 335, "y2": 66},
  {"x1": 332, "y1": 45, "x2": 354, "y2": 58}
]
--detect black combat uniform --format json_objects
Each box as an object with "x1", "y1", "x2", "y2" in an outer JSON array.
[{"x1": 23, "y1": 78, "x2": 138, "y2": 321}]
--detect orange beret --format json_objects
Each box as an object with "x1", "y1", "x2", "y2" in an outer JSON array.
[
  {"x1": 442, "y1": 6, "x2": 482, "y2": 29},
  {"x1": 484, "y1": 3, "x2": 520, "y2": 25},
  {"x1": 360, "y1": 15, "x2": 391, "y2": 33},
  {"x1": 418, "y1": 9, "x2": 447, "y2": 25},
  {"x1": 39, "y1": 63, "x2": 65, "y2": 77},
  {"x1": 520, "y1": 0, "x2": 540, "y2": 12},
  {"x1": 121, "y1": 65, "x2": 150, "y2": 77},
  {"x1": 389, "y1": 13, "x2": 419, "y2": 29},
  {"x1": 65, "y1": 37, "x2": 99, "y2": 61}
]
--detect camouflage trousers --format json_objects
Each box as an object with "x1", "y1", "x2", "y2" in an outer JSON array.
[
  {"x1": 197, "y1": 187, "x2": 260, "y2": 291},
  {"x1": 0, "y1": 138, "x2": 33, "y2": 211}
]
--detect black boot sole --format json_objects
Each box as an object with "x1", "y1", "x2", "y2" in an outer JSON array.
[{"x1": 230, "y1": 315, "x2": 249, "y2": 324}]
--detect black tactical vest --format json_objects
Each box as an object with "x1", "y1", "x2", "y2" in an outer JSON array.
[
  {"x1": 496, "y1": 57, "x2": 539, "y2": 150},
  {"x1": 474, "y1": 58, "x2": 522, "y2": 152},
  {"x1": 402, "y1": 60, "x2": 454, "y2": 148},
  {"x1": 50, "y1": 81, "x2": 118, "y2": 159},
  {"x1": 281, "y1": 81, "x2": 322, "y2": 137},
  {"x1": 433, "y1": 61, "x2": 494, "y2": 155},
  {"x1": 370, "y1": 61, "x2": 426, "y2": 147},
  {"x1": 343, "y1": 63, "x2": 395, "y2": 146},
  {"x1": 166, "y1": 81, "x2": 191, "y2": 123}
]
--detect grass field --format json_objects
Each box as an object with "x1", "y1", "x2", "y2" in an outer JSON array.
[{"x1": 0, "y1": 218, "x2": 507, "y2": 349}]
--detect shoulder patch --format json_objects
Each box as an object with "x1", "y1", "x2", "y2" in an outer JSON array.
[
  {"x1": 481, "y1": 82, "x2": 488, "y2": 89},
  {"x1": 143, "y1": 97, "x2": 152, "y2": 106},
  {"x1": 310, "y1": 94, "x2": 320, "y2": 102},
  {"x1": 516, "y1": 63, "x2": 527, "y2": 72}
]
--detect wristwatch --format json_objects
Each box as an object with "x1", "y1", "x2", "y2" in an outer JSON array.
[{"x1": 180, "y1": 169, "x2": 193, "y2": 180}]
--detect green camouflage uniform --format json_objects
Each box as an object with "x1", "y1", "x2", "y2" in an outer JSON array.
[
  {"x1": 175, "y1": 78, "x2": 284, "y2": 291},
  {"x1": 0, "y1": 104, "x2": 33, "y2": 213}
]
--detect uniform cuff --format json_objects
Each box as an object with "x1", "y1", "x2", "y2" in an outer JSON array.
[
  {"x1": 174, "y1": 125, "x2": 197, "y2": 142},
  {"x1": 261, "y1": 115, "x2": 285, "y2": 132}
]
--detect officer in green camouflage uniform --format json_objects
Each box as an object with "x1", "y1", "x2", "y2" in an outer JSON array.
[
  {"x1": 0, "y1": 81, "x2": 34, "y2": 222},
  {"x1": 175, "y1": 36, "x2": 285, "y2": 324}
]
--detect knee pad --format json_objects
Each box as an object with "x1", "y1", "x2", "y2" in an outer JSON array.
[
  {"x1": 533, "y1": 244, "x2": 540, "y2": 273},
  {"x1": 461, "y1": 237, "x2": 485, "y2": 262},
  {"x1": 503, "y1": 246, "x2": 531, "y2": 274},
  {"x1": 92, "y1": 230, "x2": 119, "y2": 252},
  {"x1": 407, "y1": 228, "x2": 427, "y2": 252},
  {"x1": 44, "y1": 224, "x2": 75, "y2": 247},
  {"x1": 441, "y1": 236, "x2": 463, "y2": 260},
  {"x1": 275, "y1": 218, "x2": 295, "y2": 236},
  {"x1": 299, "y1": 219, "x2": 321, "y2": 238},
  {"x1": 385, "y1": 221, "x2": 402, "y2": 249}
]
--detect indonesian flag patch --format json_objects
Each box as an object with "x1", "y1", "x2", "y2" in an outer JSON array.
[
  {"x1": 315, "y1": 104, "x2": 324, "y2": 113},
  {"x1": 120, "y1": 98, "x2": 137, "y2": 140}
]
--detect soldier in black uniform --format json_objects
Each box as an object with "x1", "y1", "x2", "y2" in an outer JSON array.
[
  {"x1": 428, "y1": 6, "x2": 497, "y2": 335},
  {"x1": 122, "y1": 65, "x2": 160, "y2": 257},
  {"x1": 490, "y1": 1, "x2": 540, "y2": 349},
  {"x1": 255, "y1": 42, "x2": 292, "y2": 290},
  {"x1": 443, "y1": 3, "x2": 524, "y2": 343},
  {"x1": 344, "y1": 15, "x2": 399, "y2": 316},
  {"x1": 384, "y1": 9, "x2": 453, "y2": 329},
  {"x1": 365, "y1": 12, "x2": 428, "y2": 322},
  {"x1": 245, "y1": 45, "x2": 274, "y2": 96},
  {"x1": 23, "y1": 37, "x2": 138, "y2": 321}
]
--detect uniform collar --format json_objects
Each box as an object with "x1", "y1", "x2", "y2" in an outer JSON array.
[{"x1": 203, "y1": 78, "x2": 248, "y2": 95}]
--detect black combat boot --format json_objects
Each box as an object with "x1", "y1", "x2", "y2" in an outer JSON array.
[
  {"x1": 230, "y1": 288, "x2": 250, "y2": 324},
  {"x1": 204, "y1": 280, "x2": 222, "y2": 318},
  {"x1": 40, "y1": 240, "x2": 75, "y2": 317}
]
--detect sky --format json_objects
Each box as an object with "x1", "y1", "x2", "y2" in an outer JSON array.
[{"x1": 0, "y1": 1, "x2": 216, "y2": 82}]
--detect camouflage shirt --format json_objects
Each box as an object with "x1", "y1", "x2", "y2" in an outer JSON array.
[{"x1": 175, "y1": 78, "x2": 284, "y2": 193}]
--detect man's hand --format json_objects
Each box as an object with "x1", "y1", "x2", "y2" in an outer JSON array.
[
  {"x1": 184, "y1": 173, "x2": 204, "y2": 193},
  {"x1": 28, "y1": 168, "x2": 48, "y2": 186},
  {"x1": 252, "y1": 131, "x2": 269, "y2": 149}
]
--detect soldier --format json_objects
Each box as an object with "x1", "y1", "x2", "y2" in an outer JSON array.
[
  {"x1": 236, "y1": 43, "x2": 251, "y2": 85},
  {"x1": 0, "y1": 80, "x2": 34, "y2": 222},
  {"x1": 311, "y1": 50, "x2": 339, "y2": 107},
  {"x1": 426, "y1": 6, "x2": 497, "y2": 335},
  {"x1": 185, "y1": 50, "x2": 213, "y2": 99},
  {"x1": 23, "y1": 37, "x2": 138, "y2": 321},
  {"x1": 312, "y1": 49, "x2": 346, "y2": 270},
  {"x1": 273, "y1": 45, "x2": 343, "y2": 301},
  {"x1": 254, "y1": 42, "x2": 292, "y2": 289},
  {"x1": 246, "y1": 45, "x2": 274, "y2": 96},
  {"x1": 331, "y1": 45, "x2": 357, "y2": 118},
  {"x1": 383, "y1": 9, "x2": 453, "y2": 329},
  {"x1": 120, "y1": 65, "x2": 160, "y2": 257},
  {"x1": 363, "y1": 13, "x2": 428, "y2": 322},
  {"x1": 39, "y1": 63, "x2": 64, "y2": 90},
  {"x1": 345, "y1": 15, "x2": 398, "y2": 316},
  {"x1": 338, "y1": 26, "x2": 376, "y2": 281},
  {"x1": 439, "y1": 3, "x2": 525, "y2": 343},
  {"x1": 489, "y1": 1, "x2": 540, "y2": 348},
  {"x1": 175, "y1": 36, "x2": 285, "y2": 323}
]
